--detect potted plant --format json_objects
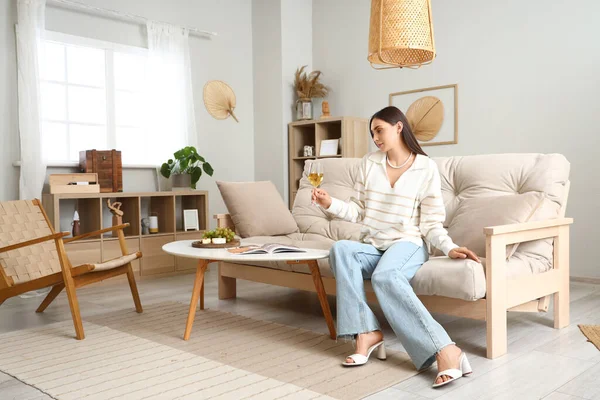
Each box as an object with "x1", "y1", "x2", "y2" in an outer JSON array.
[
  {"x1": 160, "y1": 146, "x2": 214, "y2": 190},
  {"x1": 293, "y1": 65, "x2": 329, "y2": 120}
]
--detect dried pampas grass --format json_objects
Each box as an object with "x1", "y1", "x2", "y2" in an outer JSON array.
[{"x1": 294, "y1": 65, "x2": 329, "y2": 100}]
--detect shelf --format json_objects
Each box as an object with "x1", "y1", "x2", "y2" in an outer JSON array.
[
  {"x1": 293, "y1": 156, "x2": 317, "y2": 161},
  {"x1": 141, "y1": 232, "x2": 174, "y2": 238},
  {"x1": 102, "y1": 234, "x2": 139, "y2": 241},
  {"x1": 64, "y1": 238, "x2": 102, "y2": 243},
  {"x1": 49, "y1": 190, "x2": 209, "y2": 200},
  {"x1": 176, "y1": 229, "x2": 206, "y2": 235},
  {"x1": 42, "y1": 190, "x2": 208, "y2": 278},
  {"x1": 287, "y1": 116, "x2": 369, "y2": 209}
]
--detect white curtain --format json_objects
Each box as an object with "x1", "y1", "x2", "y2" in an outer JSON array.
[
  {"x1": 16, "y1": 0, "x2": 46, "y2": 200},
  {"x1": 145, "y1": 21, "x2": 197, "y2": 164}
]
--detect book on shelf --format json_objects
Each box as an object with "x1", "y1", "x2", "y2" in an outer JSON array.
[{"x1": 227, "y1": 243, "x2": 306, "y2": 255}]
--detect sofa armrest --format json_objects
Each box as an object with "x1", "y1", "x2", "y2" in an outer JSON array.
[
  {"x1": 484, "y1": 217, "x2": 573, "y2": 236},
  {"x1": 213, "y1": 214, "x2": 236, "y2": 231}
]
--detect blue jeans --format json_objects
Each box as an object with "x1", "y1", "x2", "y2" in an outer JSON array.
[{"x1": 330, "y1": 240, "x2": 454, "y2": 370}]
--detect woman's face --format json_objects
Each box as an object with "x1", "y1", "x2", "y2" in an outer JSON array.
[{"x1": 371, "y1": 118, "x2": 402, "y2": 152}]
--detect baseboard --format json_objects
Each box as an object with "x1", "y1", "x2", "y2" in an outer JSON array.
[{"x1": 571, "y1": 276, "x2": 600, "y2": 285}]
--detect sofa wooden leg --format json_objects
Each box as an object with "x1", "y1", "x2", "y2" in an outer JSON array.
[
  {"x1": 307, "y1": 260, "x2": 336, "y2": 340},
  {"x1": 218, "y1": 263, "x2": 237, "y2": 300},
  {"x1": 554, "y1": 225, "x2": 570, "y2": 329},
  {"x1": 486, "y1": 234, "x2": 508, "y2": 359}
]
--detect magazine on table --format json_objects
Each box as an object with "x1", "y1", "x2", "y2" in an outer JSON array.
[{"x1": 227, "y1": 243, "x2": 307, "y2": 255}]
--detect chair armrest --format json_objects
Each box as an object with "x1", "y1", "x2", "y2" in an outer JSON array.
[
  {"x1": 484, "y1": 218, "x2": 573, "y2": 236},
  {"x1": 213, "y1": 214, "x2": 236, "y2": 230},
  {"x1": 64, "y1": 223, "x2": 130, "y2": 243},
  {"x1": 0, "y1": 232, "x2": 70, "y2": 253}
]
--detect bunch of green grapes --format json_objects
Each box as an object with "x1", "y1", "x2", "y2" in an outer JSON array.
[{"x1": 203, "y1": 227, "x2": 235, "y2": 242}]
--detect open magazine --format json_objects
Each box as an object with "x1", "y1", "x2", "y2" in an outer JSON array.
[{"x1": 227, "y1": 243, "x2": 307, "y2": 255}]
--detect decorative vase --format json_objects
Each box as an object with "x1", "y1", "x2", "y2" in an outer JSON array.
[
  {"x1": 296, "y1": 98, "x2": 313, "y2": 120},
  {"x1": 172, "y1": 173, "x2": 192, "y2": 190}
]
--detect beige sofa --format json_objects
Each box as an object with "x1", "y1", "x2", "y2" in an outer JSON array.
[{"x1": 215, "y1": 153, "x2": 573, "y2": 359}]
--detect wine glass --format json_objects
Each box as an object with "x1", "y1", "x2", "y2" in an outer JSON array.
[{"x1": 308, "y1": 161, "x2": 324, "y2": 206}]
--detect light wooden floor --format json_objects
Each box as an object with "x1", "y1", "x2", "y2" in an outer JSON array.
[{"x1": 1, "y1": 267, "x2": 600, "y2": 400}]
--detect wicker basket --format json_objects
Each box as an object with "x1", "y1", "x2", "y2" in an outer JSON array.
[{"x1": 368, "y1": 0, "x2": 436, "y2": 69}]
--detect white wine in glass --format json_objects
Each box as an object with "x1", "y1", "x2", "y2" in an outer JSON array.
[{"x1": 308, "y1": 162, "x2": 323, "y2": 205}]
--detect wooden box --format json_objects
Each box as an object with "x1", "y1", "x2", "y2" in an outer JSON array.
[
  {"x1": 79, "y1": 149, "x2": 123, "y2": 193},
  {"x1": 49, "y1": 173, "x2": 100, "y2": 194}
]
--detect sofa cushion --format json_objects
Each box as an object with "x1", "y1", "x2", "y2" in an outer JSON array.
[
  {"x1": 231, "y1": 237, "x2": 533, "y2": 301},
  {"x1": 216, "y1": 180, "x2": 299, "y2": 238},
  {"x1": 293, "y1": 158, "x2": 363, "y2": 241},
  {"x1": 435, "y1": 153, "x2": 570, "y2": 226},
  {"x1": 441, "y1": 192, "x2": 559, "y2": 258}
]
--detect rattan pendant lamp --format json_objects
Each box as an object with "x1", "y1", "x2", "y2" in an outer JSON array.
[{"x1": 368, "y1": 0, "x2": 436, "y2": 69}]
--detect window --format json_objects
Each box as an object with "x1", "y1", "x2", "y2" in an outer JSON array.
[{"x1": 40, "y1": 32, "x2": 149, "y2": 165}]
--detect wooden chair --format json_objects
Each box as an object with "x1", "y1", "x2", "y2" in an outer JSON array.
[{"x1": 0, "y1": 199, "x2": 143, "y2": 339}]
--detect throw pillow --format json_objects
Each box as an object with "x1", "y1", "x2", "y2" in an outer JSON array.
[
  {"x1": 216, "y1": 180, "x2": 299, "y2": 238},
  {"x1": 442, "y1": 192, "x2": 557, "y2": 258}
]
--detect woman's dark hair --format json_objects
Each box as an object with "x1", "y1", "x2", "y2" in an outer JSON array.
[{"x1": 369, "y1": 106, "x2": 427, "y2": 156}]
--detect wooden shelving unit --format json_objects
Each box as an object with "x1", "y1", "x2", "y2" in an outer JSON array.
[
  {"x1": 42, "y1": 191, "x2": 209, "y2": 277},
  {"x1": 288, "y1": 116, "x2": 369, "y2": 207}
]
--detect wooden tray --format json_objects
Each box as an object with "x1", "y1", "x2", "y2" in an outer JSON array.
[{"x1": 191, "y1": 239, "x2": 240, "y2": 249}]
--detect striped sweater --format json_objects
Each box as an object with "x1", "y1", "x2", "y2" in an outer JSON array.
[{"x1": 326, "y1": 151, "x2": 459, "y2": 256}]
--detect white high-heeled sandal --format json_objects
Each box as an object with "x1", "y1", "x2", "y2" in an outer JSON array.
[
  {"x1": 432, "y1": 352, "x2": 473, "y2": 388},
  {"x1": 342, "y1": 341, "x2": 386, "y2": 367}
]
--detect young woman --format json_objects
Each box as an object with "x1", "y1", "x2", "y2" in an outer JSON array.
[{"x1": 311, "y1": 106, "x2": 480, "y2": 388}]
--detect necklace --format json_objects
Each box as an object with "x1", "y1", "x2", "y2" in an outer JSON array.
[{"x1": 386, "y1": 152, "x2": 413, "y2": 169}]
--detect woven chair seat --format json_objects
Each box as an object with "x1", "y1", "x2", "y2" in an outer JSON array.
[{"x1": 90, "y1": 252, "x2": 140, "y2": 272}]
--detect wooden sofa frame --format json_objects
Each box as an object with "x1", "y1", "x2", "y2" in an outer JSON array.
[{"x1": 215, "y1": 213, "x2": 572, "y2": 359}]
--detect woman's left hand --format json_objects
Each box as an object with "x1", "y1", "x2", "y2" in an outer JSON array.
[{"x1": 448, "y1": 247, "x2": 481, "y2": 263}]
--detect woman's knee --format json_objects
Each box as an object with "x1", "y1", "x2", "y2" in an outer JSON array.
[{"x1": 331, "y1": 240, "x2": 352, "y2": 255}]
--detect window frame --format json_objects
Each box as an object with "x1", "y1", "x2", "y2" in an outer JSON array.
[{"x1": 41, "y1": 30, "x2": 150, "y2": 166}]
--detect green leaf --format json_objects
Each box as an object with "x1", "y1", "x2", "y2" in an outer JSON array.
[
  {"x1": 196, "y1": 155, "x2": 205, "y2": 163},
  {"x1": 167, "y1": 159, "x2": 173, "y2": 164},
  {"x1": 180, "y1": 158, "x2": 189, "y2": 172},
  {"x1": 203, "y1": 162, "x2": 214, "y2": 176},
  {"x1": 160, "y1": 163, "x2": 171, "y2": 178},
  {"x1": 190, "y1": 166, "x2": 202, "y2": 186},
  {"x1": 173, "y1": 149, "x2": 185, "y2": 159}
]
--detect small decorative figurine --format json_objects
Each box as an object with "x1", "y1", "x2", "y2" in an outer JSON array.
[
  {"x1": 303, "y1": 145, "x2": 314, "y2": 157},
  {"x1": 141, "y1": 218, "x2": 150, "y2": 235},
  {"x1": 107, "y1": 199, "x2": 124, "y2": 226},
  {"x1": 321, "y1": 101, "x2": 331, "y2": 118},
  {"x1": 72, "y1": 211, "x2": 80, "y2": 237}
]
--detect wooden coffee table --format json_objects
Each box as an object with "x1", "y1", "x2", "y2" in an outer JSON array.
[{"x1": 162, "y1": 240, "x2": 333, "y2": 340}]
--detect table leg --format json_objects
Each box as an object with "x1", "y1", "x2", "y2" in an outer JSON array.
[
  {"x1": 307, "y1": 259, "x2": 336, "y2": 339},
  {"x1": 200, "y1": 279, "x2": 205, "y2": 310},
  {"x1": 184, "y1": 259, "x2": 210, "y2": 341}
]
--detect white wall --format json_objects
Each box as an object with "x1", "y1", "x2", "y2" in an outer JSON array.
[
  {"x1": 313, "y1": 0, "x2": 600, "y2": 278},
  {"x1": 0, "y1": 0, "x2": 19, "y2": 201},
  {"x1": 252, "y1": 0, "x2": 312, "y2": 203},
  {"x1": 280, "y1": 0, "x2": 312, "y2": 201},
  {"x1": 252, "y1": 0, "x2": 284, "y2": 194},
  {"x1": 1, "y1": 0, "x2": 255, "y2": 230}
]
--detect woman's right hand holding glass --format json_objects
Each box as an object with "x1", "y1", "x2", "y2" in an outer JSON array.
[{"x1": 312, "y1": 188, "x2": 332, "y2": 209}]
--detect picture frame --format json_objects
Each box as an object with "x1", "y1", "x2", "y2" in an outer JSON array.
[
  {"x1": 183, "y1": 209, "x2": 200, "y2": 231},
  {"x1": 319, "y1": 139, "x2": 339, "y2": 156},
  {"x1": 389, "y1": 84, "x2": 458, "y2": 146}
]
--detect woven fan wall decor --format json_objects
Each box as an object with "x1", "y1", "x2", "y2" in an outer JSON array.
[
  {"x1": 203, "y1": 80, "x2": 239, "y2": 122},
  {"x1": 405, "y1": 96, "x2": 443, "y2": 142}
]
